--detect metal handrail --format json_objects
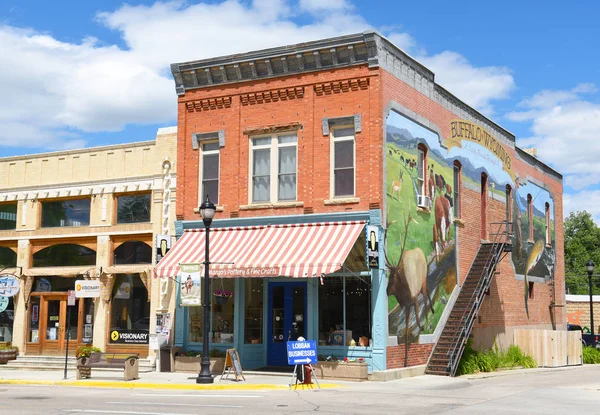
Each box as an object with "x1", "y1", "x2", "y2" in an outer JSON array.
[{"x1": 445, "y1": 220, "x2": 512, "y2": 375}]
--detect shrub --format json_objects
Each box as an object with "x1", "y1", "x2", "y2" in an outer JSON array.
[
  {"x1": 210, "y1": 349, "x2": 226, "y2": 358},
  {"x1": 457, "y1": 340, "x2": 537, "y2": 375},
  {"x1": 181, "y1": 350, "x2": 201, "y2": 357},
  {"x1": 76, "y1": 346, "x2": 101, "y2": 358},
  {"x1": 0, "y1": 342, "x2": 18, "y2": 353},
  {"x1": 582, "y1": 346, "x2": 600, "y2": 364}
]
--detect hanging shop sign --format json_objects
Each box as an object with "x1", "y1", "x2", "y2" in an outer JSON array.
[
  {"x1": 75, "y1": 280, "x2": 101, "y2": 298},
  {"x1": 0, "y1": 296, "x2": 9, "y2": 313},
  {"x1": 180, "y1": 263, "x2": 202, "y2": 306},
  {"x1": 114, "y1": 282, "x2": 131, "y2": 300},
  {"x1": 155, "y1": 234, "x2": 172, "y2": 264},
  {"x1": 367, "y1": 225, "x2": 379, "y2": 268},
  {"x1": 109, "y1": 329, "x2": 149, "y2": 344},
  {"x1": 0, "y1": 275, "x2": 20, "y2": 298}
]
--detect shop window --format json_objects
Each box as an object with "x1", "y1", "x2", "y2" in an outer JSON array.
[
  {"x1": 0, "y1": 203, "x2": 17, "y2": 230},
  {"x1": 187, "y1": 278, "x2": 236, "y2": 344},
  {"x1": 417, "y1": 144, "x2": 427, "y2": 197},
  {"x1": 318, "y1": 276, "x2": 371, "y2": 347},
  {"x1": 0, "y1": 247, "x2": 17, "y2": 268},
  {"x1": 453, "y1": 161, "x2": 461, "y2": 218},
  {"x1": 251, "y1": 134, "x2": 297, "y2": 203},
  {"x1": 244, "y1": 279, "x2": 263, "y2": 344},
  {"x1": 109, "y1": 274, "x2": 150, "y2": 341},
  {"x1": 113, "y1": 241, "x2": 152, "y2": 264},
  {"x1": 545, "y1": 202, "x2": 551, "y2": 246},
  {"x1": 200, "y1": 141, "x2": 220, "y2": 205},
  {"x1": 116, "y1": 194, "x2": 151, "y2": 224},
  {"x1": 33, "y1": 244, "x2": 96, "y2": 267},
  {"x1": 527, "y1": 193, "x2": 533, "y2": 241},
  {"x1": 331, "y1": 127, "x2": 355, "y2": 197},
  {"x1": 33, "y1": 276, "x2": 80, "y2": 292},
  {"x1": 41, "y1": 198, "x2": 90, "y2": 228},
  {"x1": 0, "y1": 296, "x2": 14, "y2": 342}
]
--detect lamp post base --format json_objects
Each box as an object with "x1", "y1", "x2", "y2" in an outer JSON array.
[{"x1": 196, "y1": 359, "x2": 214, "y2": 384}]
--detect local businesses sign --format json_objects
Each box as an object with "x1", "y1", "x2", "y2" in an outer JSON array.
[
  {"x1": 74, "y1": 280, "x2": 101, "y2": 298},
  {"x1": 286, "y1": 340, "x2": 317, "y2": 365},
  {"x1": 109, "y1": 329, "x2": 149, "y2": 344},
  {"x1": 0, "y1": 275, "x2": 20, "y2": 298}
]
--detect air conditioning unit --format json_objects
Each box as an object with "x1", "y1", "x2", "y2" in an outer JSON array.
[{"x1": 417, "y1": 194, "x2": 432, "y2": 209}]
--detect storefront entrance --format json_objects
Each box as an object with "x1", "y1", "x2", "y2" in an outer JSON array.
[
  {"x1": 26, "y1": 293, "x2": 88, "y2": 356},
  {"x1": 267, "y1": 282, "x2": 307, "y2": 366}
]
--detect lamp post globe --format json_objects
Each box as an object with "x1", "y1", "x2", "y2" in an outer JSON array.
[
  {"x1": 587, "y1": 259, "x2": 596, "y2": 347},
  {"x1": 197, "y1": 194, "x2": 216, "y2": 384}
]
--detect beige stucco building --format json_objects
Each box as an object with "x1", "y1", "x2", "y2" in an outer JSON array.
[{"x1": 0, "y1": 127, "x2": 177, "y2": 360}]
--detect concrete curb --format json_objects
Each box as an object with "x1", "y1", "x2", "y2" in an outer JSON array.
[
  {"x1": 462, "y1": 365, "x2": 581, "y2": 380},
  {"x1": 0, "y1": 379, "x2": 342, "y2": 391}
]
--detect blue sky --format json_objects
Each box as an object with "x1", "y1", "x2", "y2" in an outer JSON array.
[{"x1": 1, "y1": 0, "x2": 599, "y2": 219}]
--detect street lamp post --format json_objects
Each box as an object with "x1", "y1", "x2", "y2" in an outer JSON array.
[
  {"x1": 586, "y1": 260, "x2": 595, "y2": 347},
  {"x1": 197, "y1": 195, "x2": 216, "y2": 384}
]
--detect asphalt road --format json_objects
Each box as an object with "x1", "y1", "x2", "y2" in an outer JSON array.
[{"x1": 2, "y1": 365, "x2": 600, "y2": 414}]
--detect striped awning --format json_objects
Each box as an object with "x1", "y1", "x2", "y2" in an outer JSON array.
[{"x1": 154, "y1": 221, "x2": 365, "y2": 279}]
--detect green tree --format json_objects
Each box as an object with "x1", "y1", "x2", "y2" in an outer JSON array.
[{"x1": 564, "y1": 211, "x2": 600, "y2": 294}]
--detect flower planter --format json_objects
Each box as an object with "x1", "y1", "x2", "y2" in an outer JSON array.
[
  {"x1": 0, "y1": 348, "x2": 18, "y2": 364},
  {"x1": 313, "y1": 361, "x2": 368, "y2": 381},
  {"x1": 214, "y1": 296, "x2": 230, "y2": 306},
  {"x1": 174, "y1": 356, "x2": 225, "y2": 374}
]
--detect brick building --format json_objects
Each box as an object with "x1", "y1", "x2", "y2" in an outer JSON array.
[
  {"x1": 156, "y1": 31, "x2": 564, "y2": 376},
  {"x1": 0, "y1": 128, "x2": 177, "y2": 361}
]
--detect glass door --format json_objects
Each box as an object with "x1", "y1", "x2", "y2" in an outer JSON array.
[
  {"x1": 41, "y1": 295, "x2": 67, "y2": 355},
  {"x1": 267, "y1": 282, "x2": 307, "y2": 366}
]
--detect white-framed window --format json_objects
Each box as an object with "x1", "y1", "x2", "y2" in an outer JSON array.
[
  {"x1": 200, "y1": 141, "x2": 220, "y2": 205},
  {"x1": 331, "y1": 127, "x2": 355, "y2": 197},
  {"x1": 417, "y1": 145, "x2": 426, "y2": 197},
  {"x1": 250, "y1": 133, "x2": 297, "y2": 203}
]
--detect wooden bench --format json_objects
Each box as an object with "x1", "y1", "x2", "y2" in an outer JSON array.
[{"x1": 76, "y1": 352, "x2": 139, "y2": 381}]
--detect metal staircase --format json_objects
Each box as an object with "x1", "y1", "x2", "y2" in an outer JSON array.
[{"x1": 426, "y1": 221, "x2": 512, "y2": 376}]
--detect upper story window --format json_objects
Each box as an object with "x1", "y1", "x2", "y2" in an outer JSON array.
[
  {"x1": 545, "y1": 202, "x2": 551, "y2": 245},
  {"x1": 200, "y1": 142, "x2": 220, "y2": 205},
  {"x1": 453, "y1": 161, "x2": 461, "y2": 218},
  {"x1": 527, "y1": 193, "x2": 533, "y2": 241},
  {"x1": 506, "y1": 185, "x2": 513, "y2": 231},
  {"x1": 116, "y1": 194, "x2": 151, "y2": 224},
  {"x1": 33, "y1": 244, "x2": 96, "y2": 267},
  {"x1": 331, "y1": 127, "x2": 355, "y2": 197},
  {"x1": 41, "y1": 198, "x2": 90, "y2": 228},
  {"x1": 114, "y1": 241, "x2": 152, "y2": 265},
  {"x1": 0, "y1": 204, "x2": 17, "y2": 230},
  {"x1": 251, "y1": 134, "x2": 297, "y2": 203},
  {"x1": 417, "y1": 144, "x2": 427, "y2": 197}
]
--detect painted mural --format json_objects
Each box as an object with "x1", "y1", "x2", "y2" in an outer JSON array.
[{"x1": 385, "y1": 110, "x2": 526, "y2": 363}]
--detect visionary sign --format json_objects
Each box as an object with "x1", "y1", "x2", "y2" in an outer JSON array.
[
  {"x1": 109, "y1": 329, "x2": 149, "y2": 344},
  {"x1": 114, "y1": 282, "x2": 131, "y2": 300},
  {"x1": 0, "y1": 275, "x2": 20, "y2": 298},
  {"x1": 75, "y1": 280, "x2": 101, "y2": 298},
  {"x1": 286, "y1": 340, "x2": 317, "y2": 365}
]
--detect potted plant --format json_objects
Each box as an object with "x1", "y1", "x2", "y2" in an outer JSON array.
[
  {"x1": 314, "y1": 356, "x2": 368, "y2": 381},
  {"x1": 213, "y1": 289, "x2": 233, "y2": 305},
  {"x1": 75, "y1": 345, "x2": 101, "y2": 377},
  {"x1": 0, "y1": 343, "x2": 18, "y2": 364},
  {"x1": 174, "y1": 349, "x2": 227, "y2": 374}
]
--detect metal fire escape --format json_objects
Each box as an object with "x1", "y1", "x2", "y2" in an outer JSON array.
[{"x1": 426, "y1": 221, "x2": 513, "y2": 376}]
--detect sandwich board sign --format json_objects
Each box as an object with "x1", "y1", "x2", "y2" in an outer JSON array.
[{"x1": 286, "y1": 340, "x2": 317, "y2": 365}]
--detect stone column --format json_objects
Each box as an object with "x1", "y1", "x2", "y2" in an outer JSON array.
[
  {"x1": 12, "y1": 239, "x2": 31, "y2": 351},
  {"x1": 94, "y1": 235, "x2": 111, "y2": 351}
]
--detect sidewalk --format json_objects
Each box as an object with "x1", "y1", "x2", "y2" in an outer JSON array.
[{"x1": 0, "y1": 367, "x2": 345, "y2": 391}]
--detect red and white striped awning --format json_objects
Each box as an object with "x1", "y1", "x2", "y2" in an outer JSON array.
[{"x1": 154, "y1": 221, "x2": 365, "y2": 279}]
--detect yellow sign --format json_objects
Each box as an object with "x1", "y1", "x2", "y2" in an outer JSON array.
[
  {"x1": 448, "y1": 120, "x2": 515, "y2": 181},
  {"x1": 76, "y1": 284, "x2": 82, "y2": 291},
  {"x1": 111, "y1": 330, "x2": 119, "y2": 341}
]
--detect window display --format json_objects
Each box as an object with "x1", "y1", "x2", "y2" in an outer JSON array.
[
  {"x1": 244, "y1": 279, "x2": 263, "y2": 344},
  {"x1": 109, "y1": 274, "x2": 150, "y2": 343}
]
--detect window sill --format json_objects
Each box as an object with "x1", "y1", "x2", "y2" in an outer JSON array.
[
  {"x1": 324, "y1": 197, "x2": 360, "y2": 206},
  {"x1": 239, "y1": 201, "x2": 303, "y2": 210},
  {"x1": 193, "y1": 205, "x2": 225, "y2": 213}
]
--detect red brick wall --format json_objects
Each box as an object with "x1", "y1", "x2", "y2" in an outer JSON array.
[
  {"x1": 175, "y1": 66, "x2": 383, "y2": 220},
  {"x1": 386, "y1": 344, "x2": 434, "y2": 368},
  {"x1": 381, "y1": 68, "x2": 565, "y2": 358}
]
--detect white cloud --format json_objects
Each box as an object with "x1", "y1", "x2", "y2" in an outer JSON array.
[
  {"x1": 564, "y1": 191, "x2": 600, "y2": 223},
  {"x1": 509, "y1": 84, "x2": 600, "y2": 191},
  {"x1": 418, "y1": 51, "x2": 515, "y2": 115},
  {"x1": 0, "y1": 0, "x2": 516, "y2": 153}
]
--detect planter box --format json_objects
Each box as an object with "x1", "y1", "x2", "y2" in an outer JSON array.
[
  {"x1": 0, "y1": 348, "x2": 18, "y2": 364},
  {"x1": 174, "y1": 356, "x2": 225, "y2": 374},
  {"x1": 313, "y1": 361, "x2": 368, "y2": 381}
]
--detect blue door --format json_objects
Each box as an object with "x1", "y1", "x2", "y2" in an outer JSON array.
[{"x1": 267, "y1": 282, "x2": 307, "y2": 366}]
